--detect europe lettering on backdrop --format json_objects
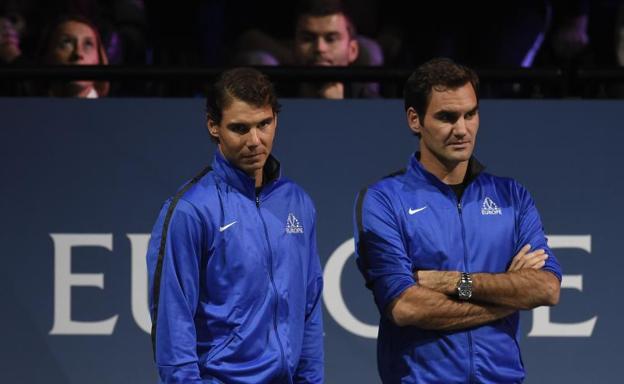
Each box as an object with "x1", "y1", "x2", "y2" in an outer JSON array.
[
  {"x1": 49, "y1": 233, "x2": 151, "y2": 335},
  {"x1": 49, "y1": 234, "x2": 596, "y2": 338}
]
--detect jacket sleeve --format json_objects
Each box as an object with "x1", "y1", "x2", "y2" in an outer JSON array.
[
  {"x1": 514, "y1": 182, "x2": 563, "y2": 281},
  {"x1": 294, "y1": 210, "x2": 324, "y2": 384},
  {"x1": 147, "y1": 198, "x2": 207, "y2": 383},
  {"x1": 354, "y1": 187, "x2": 416, "y2": 316}
]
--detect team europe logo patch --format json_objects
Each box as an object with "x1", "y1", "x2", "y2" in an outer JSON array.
[
  {"x1": 286, "y1": 213, "x2": 304, "y2": 234},
  {"x1": 481, "y1": 197, "x2": 502, "y2": 215}
]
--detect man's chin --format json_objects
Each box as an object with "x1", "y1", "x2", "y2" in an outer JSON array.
[
  {"x1": 448, "y1": 146, "x2": 473, "y2": 160},
  {"x1": 239, "y1": 159, "x2": 265, "y2": 176},
  {"x1": 435, "y1": 150, "x2": 472, "y2": 166}
]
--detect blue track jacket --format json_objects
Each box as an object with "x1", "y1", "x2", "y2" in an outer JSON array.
[
  {"x1": 355, "y1": 154, "x2": 561, "y2": 384},
  {"x1": 147, "y1": 152, "x2": 324, "y2": 383}
]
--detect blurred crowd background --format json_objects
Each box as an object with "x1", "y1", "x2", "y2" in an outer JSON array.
[{"x1": 2, "y1": 0, "x2": 624, "y2": 98}]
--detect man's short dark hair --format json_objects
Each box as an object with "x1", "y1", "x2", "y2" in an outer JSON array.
[
  {"x1": 206, "y1": 67, "x2": 281, "y2": 126},
  {"x1": 295, "y1": 0, "x2": 357, "y2": 38},
  {"x1": 404, "y1": 58, "x2": 479, "y2": 118}
]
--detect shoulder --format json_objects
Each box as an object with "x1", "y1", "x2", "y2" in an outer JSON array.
[
  {"x1": 171, "y1": 167, "x2": 219, "y2": 207},
  {"x1": 358, "y1": 168, "x2": 408, "y2": 202},
  {"x1": 157, "y1": 167, "x2": 219, "y2": 222},
  {"x1": 277, "y1": 177, "x2": 316, "y2": 209},
  {"x1": 477, "y1": 172, "x2": 534, "y2": 206},
  {"x1": 478, "y1": 172, "x2": 526, "y2": 192},
  {"x1": 356, "y1": 169, "x2": 407, "y2": 220}
]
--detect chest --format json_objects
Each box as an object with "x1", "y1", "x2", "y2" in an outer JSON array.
[
  {"x1": 202, "y1": 192, "x2": 312, "y2": 294},
  {"x1": 399, "y1": 188, "x2": 518, "y2": 272}
]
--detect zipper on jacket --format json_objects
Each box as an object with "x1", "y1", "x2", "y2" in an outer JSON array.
[
  {"x1": 256, "y1": 193, "x2": 287, "y2": 378},
  {"x1": 457, "y1": 200, "x2": 475, "y2": 383}
]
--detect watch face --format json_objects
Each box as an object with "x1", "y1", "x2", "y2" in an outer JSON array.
[
  {"x1": 457, "y1": 273, "x2": 473, "y2": 300},
  {"x1": 458, "y1": 284, "x2": 472, "y2": 299}
]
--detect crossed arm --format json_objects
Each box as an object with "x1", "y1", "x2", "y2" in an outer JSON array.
[{"x1": 389, "y1": 245, "x2": 561, "y2": 329}]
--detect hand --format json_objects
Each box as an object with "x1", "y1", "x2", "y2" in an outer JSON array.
[
  {"x1": 319, "y1": 82, "x2": 345, "y2": 99},
  {"x1": 415, "y1": 270, "x2": 459, "y2": 295},
  {"x1": 508, "y1": 244, "x2": 548, "y2": 272}
]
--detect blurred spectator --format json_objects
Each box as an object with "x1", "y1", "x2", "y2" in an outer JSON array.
[
  {"x1": 235, "y1": 0, "x2": 381, "y2": 99},
  {"x1": 606, "y1": 0, "x2": 624, "y2": 96},
  {"x1": 21, "y1": 0, "x2": 148, "y2": 65},
  {"x1": 39, "y1": 15, "x2": 109, "y2": 97},
  {"x1": 294, "y1": 0, "x2": 373, "y2": 98},
  {"x1": 617, "y1": 3, "x2": 624, "y2": 66},
  {"x1": 535, "y1": 0, "x2": 594, "y2": 70},
  {"x1": 0, "y1": 8, "x2": 34, "y2": 96},
  {"x1": 0, "y1": 13, "x2": 22, "y2": 64},
  {"x1": 0, "y1": 0, "x2": 39, "y2": 58},
  {"x1": 2, "y1": 0, "x2": 624, "y2": 98}
]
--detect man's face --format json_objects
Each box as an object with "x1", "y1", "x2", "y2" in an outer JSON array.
[
  {"x1": 294, "y1": 13, "x2": 358, "y2": 66},
  {"x1": 408, "y1": 83, "x2": 479, "y2": 167},
  {"x1": 208, "y1": 98, "x2": 277, "y2": 180}
]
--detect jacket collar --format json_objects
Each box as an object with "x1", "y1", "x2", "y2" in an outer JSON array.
[
  {"x1": 408, "y1": 152, "x2": 485, "y2": 190},
  {"x1": 211, "y1": 150, "x2": 281, "y2": 197}
]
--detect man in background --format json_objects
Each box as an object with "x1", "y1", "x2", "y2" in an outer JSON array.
[{"x1": 235, "y1": 0, "x2": 381, "y2": 98}]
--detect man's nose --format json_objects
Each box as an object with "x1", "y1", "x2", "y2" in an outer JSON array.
[
  {"x1": 314, "y1": 37, "x2": 328, "y2": 52},
  {"x1": 247, "y1": 128, "x2": 261, "y2": 146},
  {"x1": 454, "y1": 117, "x2": 468, "y2": 136}
]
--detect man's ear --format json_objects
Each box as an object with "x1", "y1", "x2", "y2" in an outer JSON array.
[
  {"x1": 407, "y1": 107, "x2": 422, "y2": 135},
  {"x1": 207, "y1": 119, "x2": 219, "y2": 140},
  {"x1": 348, "y1": 38, "x2": 359, "y2": 64}
]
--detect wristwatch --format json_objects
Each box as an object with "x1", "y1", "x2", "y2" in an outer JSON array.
[{"x1": 456, "y1": 272, "x2": 473, "y2": 300}]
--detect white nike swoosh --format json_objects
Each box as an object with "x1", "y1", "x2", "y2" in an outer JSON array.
[
  {"x1": 408, "y1": 206, "x2": 427, "y2": 215},
  {"x1": 219, "y1": 221, "x2": 237, "y2": 232}
]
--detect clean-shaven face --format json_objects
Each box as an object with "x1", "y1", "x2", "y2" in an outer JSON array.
[
  {"x1": 208, "y1": 98, "x2": 277, "y2": 180},
  {"x1": 412, "y1": 83, "x2": 479, "y2": 167}
]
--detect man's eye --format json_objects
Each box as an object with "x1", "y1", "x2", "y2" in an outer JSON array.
[
  {"x1": 465, "y1": 110, "x2": 478, "y2": 119},
  {"x1": 325, "y1": 33, "x2": 342, "y2": 44},
  {"x1": 438, "y1": 113, "x2": 456, "y2": 123},
  {"x1": 230, "y1": 124, "x2": 248, "y2": 134},
  {"x1": 299, "y1": 33, "x2": 314, "y2": 43}
]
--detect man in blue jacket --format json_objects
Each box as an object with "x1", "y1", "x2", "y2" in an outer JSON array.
[
  {"x1": 147, "y1": 67, "x2": 324, "y2": 383},
  {"x1": 354, "y1": 58, "x2": 561, "y2": 383}
]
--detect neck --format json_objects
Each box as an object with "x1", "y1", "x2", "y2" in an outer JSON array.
[
  {"x1": 253, "y1": 168, "x2": 263, "y2": 188},
  {"x1": 419, "y1": 151, "x2": 469, "y2": 185}
]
